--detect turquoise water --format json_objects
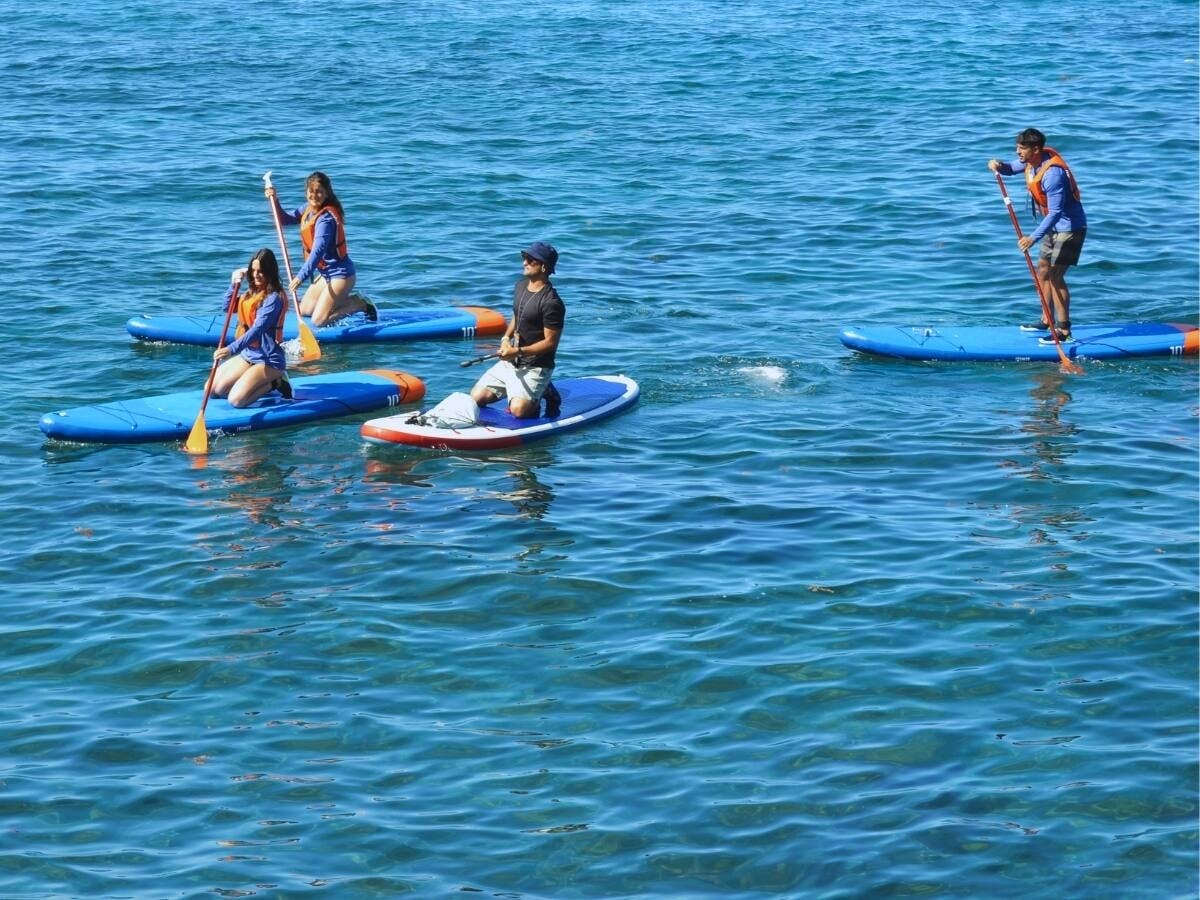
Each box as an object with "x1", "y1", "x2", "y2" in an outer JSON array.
[{"x1": 3, "y1": 0, "x2": 1198, "y2": 896}]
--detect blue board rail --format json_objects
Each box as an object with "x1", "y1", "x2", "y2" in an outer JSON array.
[
  {"x1": 840, "y1": 322, "x2": 1198, "y2": 362},
  {"x1": 40, "y1": 370, "x2": 426, "y2": 444}
]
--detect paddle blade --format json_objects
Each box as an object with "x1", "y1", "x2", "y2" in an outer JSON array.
[
  {"x1": 1045, "y1": 330, "x2": 1084, "y2": 376},
  {"x1": 183, "y1": 412, "x2": 208, "y2": 455},
  {"x1": 297, "y1": 320, "x2": 321, "y2": 362}
]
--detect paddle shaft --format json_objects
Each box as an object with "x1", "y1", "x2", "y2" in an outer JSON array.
[
  {"x1": 459, "y1": 352, "x2": 499, "y2": 368},
  {"x1": 263, "y1": 173, "x2": 301, "y2": 302},
  {"x1": 200, "y1": 282, "x2": 240, "y2": 415},
  {"x1": 263, "y1": 171, "x2": 320, "y2": 359},
  {"x1": 994, "y1": 173, "x2": 1080, "y2": 372},
  {"x1": 184, "y1": 281, "x2": 240, "y2": 453},
  {"x1": 461, "y1": 333, "x2": 517, "y2": 367}
]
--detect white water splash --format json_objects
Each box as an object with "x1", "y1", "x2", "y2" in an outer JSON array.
[
  {"x1": 738, "y1": 365, "x2": 788, "y2": 385},
  {"x1": 282, "y1": 339, "x2": 306, "y2": 363}
]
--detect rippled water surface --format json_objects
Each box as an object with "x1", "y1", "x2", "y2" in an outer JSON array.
[{"x1": 3, "y1": 1, "x2": 1197, "y2": 896}]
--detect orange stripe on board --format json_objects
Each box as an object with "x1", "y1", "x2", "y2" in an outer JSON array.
[
  {"x1": 460, "y1": 306, "x2": 507, "y2": 336},
  {"x1": 1183, "y1": 328, "x2": 1199, "y2": 355},
  {"x1": 363, "y1": 369, "x2": 427, "y2": 403},
  {"x1": 1166, "y1": 324, "x2": 1200, "y2": 355}
]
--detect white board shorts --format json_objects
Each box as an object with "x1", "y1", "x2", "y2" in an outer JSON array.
[{"x1": 473, "y1": 360, "x2": 553, "y2": 405}]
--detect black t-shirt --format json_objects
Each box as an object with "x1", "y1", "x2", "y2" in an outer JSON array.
[{"x1": 511, "y1": 277, "x2": 566, "y2": 369}]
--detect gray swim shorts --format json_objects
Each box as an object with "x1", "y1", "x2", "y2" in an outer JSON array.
[{"x1": 1039, "y1": 229, "x2": 1086, "y2": 267}]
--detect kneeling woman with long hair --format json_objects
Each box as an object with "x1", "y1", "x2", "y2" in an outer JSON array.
[
  {"x1": 213, "y1": 248, "x2": 290, "y2": 408},
  {"x1": 265, "y1": 171, "x2": 375, "y2": 325}
]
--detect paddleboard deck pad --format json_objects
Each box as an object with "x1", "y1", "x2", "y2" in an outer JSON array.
[
  {"x1": 127, "y1": 306, "x2": 506, "y2": 346},
  {"x1": 40, "y1": 369, "x2": 425, "y2": 444},
  {"x1": 840, "y1": 322, "x2": 1199, "y2": 362},
  {"x1": 361, "y1": 375, "x2": 639, "y2": 449}
]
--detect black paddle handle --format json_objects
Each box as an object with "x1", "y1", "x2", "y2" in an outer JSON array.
[{"x1": 459, "y1": 352, "x2": 499, "y2": 368}]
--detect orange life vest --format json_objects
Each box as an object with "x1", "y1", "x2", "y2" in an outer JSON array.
[
  {"x1": 1024, "y1": 147, "x2": 1081, "y2": 216},
  {"x1": 234, "y1": 289, "x2": 286, "y2": 345},
  {"x1": 299, "y1": 204, "x2": 349, "y2": 269}
]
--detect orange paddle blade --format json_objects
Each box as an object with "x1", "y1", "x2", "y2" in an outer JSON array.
[
  {"x1": 183, "y1": 412, "x2": 208, "y2": 455},
  {"x1": 1059, "y1": 355, "x2": 1085, "y2": 376},
  {"x1": 297, "y1": 318, "x2": 322, "y2": 362}
]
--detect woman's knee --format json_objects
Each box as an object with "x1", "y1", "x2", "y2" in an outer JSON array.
[
  {"x1": 299, "y1": 284, "x2": 323, "y2": 316},
  {"x1": 212, "y1": 362, "x2": 243, "y2": 397},
  {"x1": 224, "y1": 380, "x2": 248, "y2": 407},
  {"x1": 227, "y1": 381, "x2": 264, "y2": 408},
  {"x1": 309, "y1": 288, "x2": 341, "y2": 325}
]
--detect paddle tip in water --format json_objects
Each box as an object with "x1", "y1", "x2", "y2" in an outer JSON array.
[
  {"x1": 298, "y1": 329, "x2": 321, "y2": 362},
  {"x1": 183, "y1": 417, "x2": 209, "y2": 454}
]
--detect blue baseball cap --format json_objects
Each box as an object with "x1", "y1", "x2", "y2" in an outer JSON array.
[{"x1": 522, "y1": 242, "x2": 558, "y2": 274}]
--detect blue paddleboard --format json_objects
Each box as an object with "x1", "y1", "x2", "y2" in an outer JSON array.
[
  {"x1": 40, "y1": 370, "x2": 426, "y2": 444},
  {"x1": 126, "y1": 306, "x2": 506, "y2": 346},
  {"x1": 361, "y1": 375, "x2": 639, "y2": 450},
  {"x1": 839, "y1": 322, "x2": 1198, "y2": 362}
]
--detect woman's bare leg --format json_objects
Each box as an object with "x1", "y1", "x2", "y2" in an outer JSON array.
[
  {"x1": 304, "y1": 276, "x2": 367, "y2": 326},
  {"x1": 227, "y1": 363, "x2": 285, "y2": 408},
  {"x1": 212, "y1": 356, "x2": 250, "y2": 398},
  {"x1": 299, "y1": 280, "x2": 325, "y2": 318}
]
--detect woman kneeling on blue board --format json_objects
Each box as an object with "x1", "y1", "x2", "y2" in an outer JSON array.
[
  {"x1": 265, "y1": 171, "x2": 375, "y2": 326},
  {"x1": 213, "y1": 249, "x2": 291, "y2": 408}
]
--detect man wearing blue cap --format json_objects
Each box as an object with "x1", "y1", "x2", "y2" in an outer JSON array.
[{"x1": 471, "y1": 242, "x2": 565, "y2": 418}]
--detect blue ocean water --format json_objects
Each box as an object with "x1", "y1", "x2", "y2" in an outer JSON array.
[{"x1": 2, "y1": 0, "x2": 1197, "y2": 896}]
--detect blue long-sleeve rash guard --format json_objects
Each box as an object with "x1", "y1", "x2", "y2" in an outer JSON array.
[
  {"x1": 222, "y1": 283, "x2": 287, "y2": 370},
  {"x1": 997, "y1": 159, "x2": 1087, "y2": 242},
  {"x1": 278, "y1": 204, "x2": 356, "y2": 283}
]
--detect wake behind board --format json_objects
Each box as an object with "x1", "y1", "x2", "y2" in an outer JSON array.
[
  {"x1": 840, "y1": 322, "x2": 1199, "y2": 362},
  {"x1": 127, "y1": 306, "x2": 506, "y2": 346},
  {"x1": 361, "y1": 375, "x2": 639, "y2": 450},
  {"x1": 40, "y1": 370, "x2": 425, "y2": 445}
]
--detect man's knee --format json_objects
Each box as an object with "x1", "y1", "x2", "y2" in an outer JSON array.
[{"x1": 508, "y1": 398, "x2": 538, "y2": 418}]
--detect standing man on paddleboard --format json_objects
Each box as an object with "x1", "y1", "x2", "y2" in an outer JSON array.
[
  {"x1": 471, "y1": 242, "x2": 564, "y2": 418},
  {"x1": 989, "y1": 128, "x2": 1087, "y2": 344}
]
